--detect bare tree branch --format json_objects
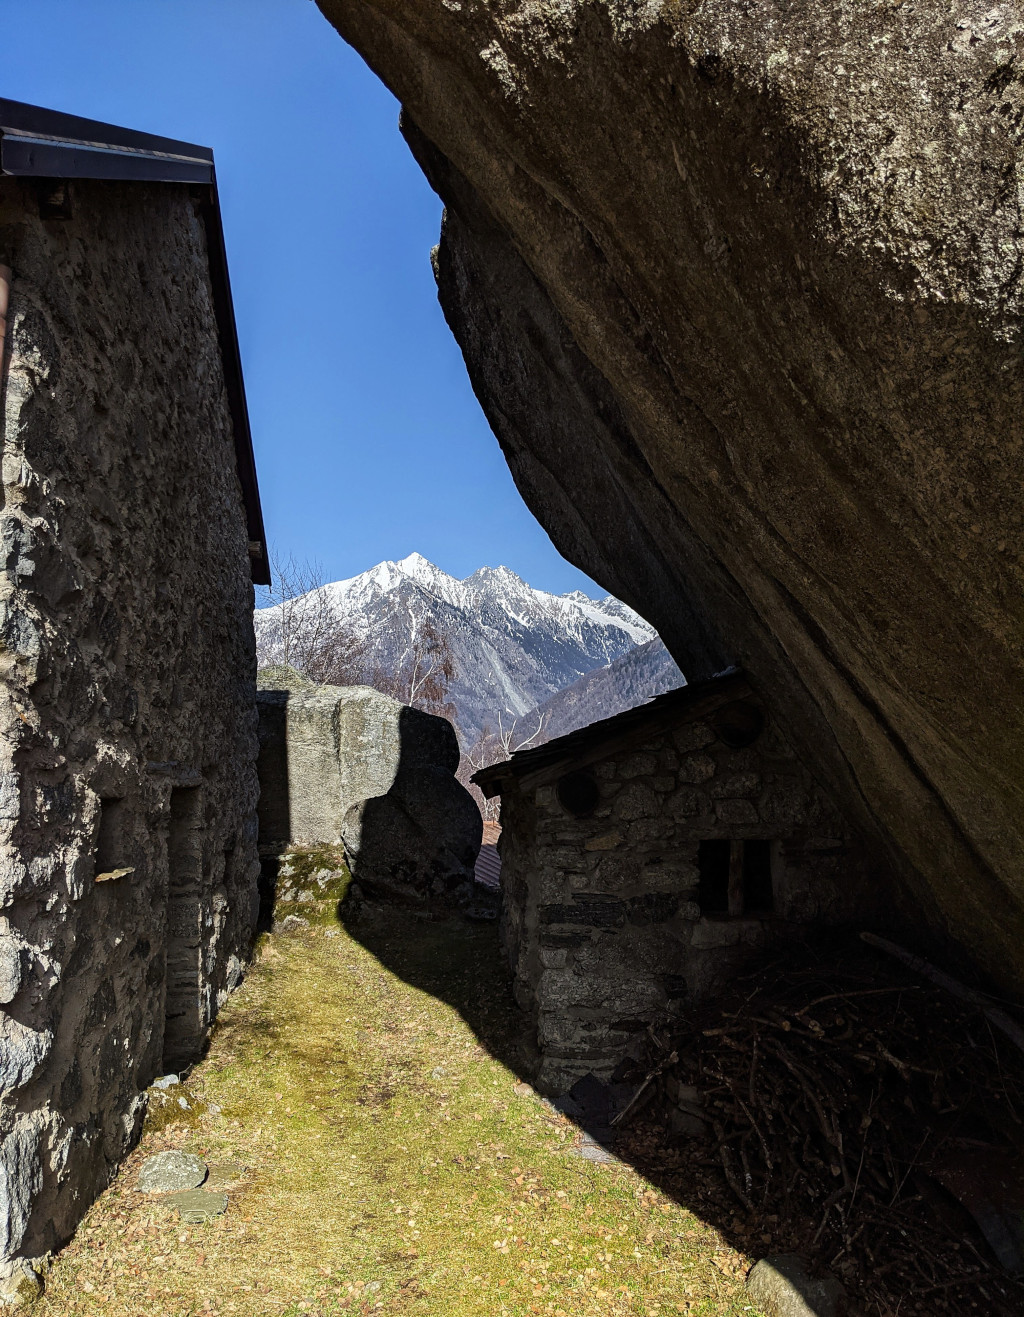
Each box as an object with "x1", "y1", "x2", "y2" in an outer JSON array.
[
  {"x1": 496, "y1": 709, "x2": 548, "y2": 757},
  {"x1": 255, "y1": 550, "x2": 366, "y2": 686},
  {"x1": 370, "y1": 615, "x2": 457, "y2": 721}
]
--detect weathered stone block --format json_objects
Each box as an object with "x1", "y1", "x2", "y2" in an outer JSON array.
[
  {"x1": 627, "y1": 892, "x2": 680, "y2": 925},
  {"x1": 666, "y1": 787, "x2": 713, "y2": 821},
  {"x1": 584, "y1": 831, "x2": 623, "y2": 851},
  {"x1": 539, "y1": 896, "x2": 626, "y2": 928},
  {"x1": 536, "y1": 845, "x2": 587, "y2": 871},
  {"x1": 626, "y1": 817, "x2": 676, "y2": 844},
  {"x1": 613, "y1": 783, "x2": 659, "y2": 821},
  {"x1": 709, "y1": 772, "x2": 761, "y2": 799},
  {"x1": 678, "y1": 753, "x2": 716, "y2": 785},
  {"x1": 672, "y1": 723, "x2": 716, "y2": 754},
  {"x1": 618, "y1": 752, "x2": 657, "y2": 779},
  {"x1": 258, "y1": 679, "x2": 481, "y2": 903},
  {"x1": 714, "y1": 798, "x2": 760, "y2": 828}
]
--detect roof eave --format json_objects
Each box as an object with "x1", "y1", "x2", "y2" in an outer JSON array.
[
  {"x1": 0, "y1": 98, "x2": 269, "y2": 586},
  {"x1": 473, "y1": 671, "x2": 753, "y2": 794}
]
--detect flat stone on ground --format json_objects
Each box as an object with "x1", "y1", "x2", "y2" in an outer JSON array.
[
  {"x1": 137, "y1": 1150, "x2": 207, "y2": 1194},
  {"x1": 746, "y1": 1254, "x2": 848, "y2": 1317},
  {"x1": 167, "y1": 1190, "x2": 228, "y2": 1224},
  {"x1": 203, "y1": 1161, "x2": 247, "y2": 1190}
]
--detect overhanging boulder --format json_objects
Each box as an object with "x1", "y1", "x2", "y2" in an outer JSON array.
[{"x1": 317, "y1": 0, "x2": 1024, "y2": 990}]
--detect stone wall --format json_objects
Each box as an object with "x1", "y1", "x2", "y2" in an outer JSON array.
[
  {"x1": 0, "y1": 178, "x2": 259, "y2": 1292},
  {"x1": 499, "y1": 705, "x2": 874, "y2": 1092}
]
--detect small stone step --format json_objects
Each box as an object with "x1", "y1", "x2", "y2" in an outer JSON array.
[
  {"x1": 137, "y1": 1150, "x2": 207, "y2": 1194},
  {"x1": 167, "y1": 1190, "x2": 228, "y2": 1224}
]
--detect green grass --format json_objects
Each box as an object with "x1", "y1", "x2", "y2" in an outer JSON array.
[{"x1": 34, "y1": 867, "x2": 760, "y2": 1317}]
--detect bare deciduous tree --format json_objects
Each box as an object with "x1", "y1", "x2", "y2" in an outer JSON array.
[
  {"x1": 371, "y1": 616, "x2": 457, "y2": 722},
  {"x1": 457, "y1": 724, "x2": 501, "y2": 824},
  {"x1": 456, "y1": 710, "x2": 549, "y2": 824},
  {"x1": 255, "y1": 551, "x2": 365, "y2": 686},
  {"x1": 495, "y1": 709, "x2": 548, "y2": 757}
]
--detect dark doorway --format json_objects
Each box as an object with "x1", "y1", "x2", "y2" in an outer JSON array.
[
  {"x1": 163, "y1": 786, "x2": 205, "y2": 1073},
  {"x1": 697, "y1": 838, "x2": 731, "y2": 913}
]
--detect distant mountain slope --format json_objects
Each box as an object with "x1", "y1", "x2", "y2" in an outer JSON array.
[
  {"x1": 522, "y1": 638, "x2": 684, "y2": 744},
  {"x1": 254, "y1": 553, "x2": 660, "y2": 744}
]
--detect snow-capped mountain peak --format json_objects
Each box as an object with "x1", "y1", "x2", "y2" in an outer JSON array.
[{"x1": 256, "y1": 554, "x2": 661, "y2": 742}]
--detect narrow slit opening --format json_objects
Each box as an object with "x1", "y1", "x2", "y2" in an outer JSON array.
[{"x1": 163, "y1": 786, "x2": 205, "y2": 1073}]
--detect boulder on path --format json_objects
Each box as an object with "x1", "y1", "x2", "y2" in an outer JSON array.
[
  {"x1": 746, "y1": 1255, "x2": 848, "y2": 1317},
  {"x1": 256, "y1": 670, "x2": 481, "y2": 904}
]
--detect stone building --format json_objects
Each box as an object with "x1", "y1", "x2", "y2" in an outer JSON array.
[
  {"x1": 475, "y1": 673, "x2": 877, "y2": 1092},
  {"x1": 0, "y1": 99, "x2": 267, "y2": 1298}
]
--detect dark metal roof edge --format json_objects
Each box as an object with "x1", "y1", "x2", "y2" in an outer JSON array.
[
  {"x1": 0, "y1": 97, "x2": 213, "y2": 166},
  {"x1": 472, "y1": 670, "x2": 750, "y2": 792},
  {"x1": 199, "y1": 183, "x2": 270, "y2": 585},
  {"x1": 0, "y1": 99, "x2": 269, "y2": 585}
]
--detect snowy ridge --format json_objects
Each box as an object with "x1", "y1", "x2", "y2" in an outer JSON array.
[{"x1": 255, "y1": 553, "x2": 659, "y2": 743}]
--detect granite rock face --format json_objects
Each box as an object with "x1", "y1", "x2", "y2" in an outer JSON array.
[
  {"x1": 256, "y1": 676, "x2": 482, "y2": 902},
  {"x1": 318, "y1": 0, "x2": 1024, "y2": 989}
]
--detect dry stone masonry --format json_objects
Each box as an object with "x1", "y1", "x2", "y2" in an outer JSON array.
[
  {"x1": 0, "y1": 113, "x2": 264, "y2": 1299},
  {"x1": 477, "y1": 675, "x2": 878, "y2": 1091}
]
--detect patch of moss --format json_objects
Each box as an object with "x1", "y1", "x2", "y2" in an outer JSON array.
[
  {"x1": 276, "y1": 843, "x2": 352, "y2": 903},
  {"x1": 141, "y1": 1082, "x2": 208, "y2": 1136}
]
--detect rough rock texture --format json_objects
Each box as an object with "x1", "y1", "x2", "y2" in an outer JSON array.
[
  {"x1": 746, "y1": 1254, "x2": 848, "y2": 1317},
  {"x1": 137, "y1": 1151, "x2": 207, "y2": 1195},
  {"x1": 0, "y1": 179, "x2": 259, "y2": 1282},
  {"x1": 256, "y1": 675, "x2": 482, "y2": 902},
  {"x1": 486, "y1": 680, "x2": 877, "y2": 1089},
  {"x1": 317, "y1": 0, "x2": 1024, "y2": 990}
]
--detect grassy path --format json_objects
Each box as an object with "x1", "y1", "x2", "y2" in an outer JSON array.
[{"x1": 36, "y1": 902, "x2": 761, "y2": 1317}]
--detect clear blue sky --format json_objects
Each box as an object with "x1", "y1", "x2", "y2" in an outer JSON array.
[{"x1": 2, "y1": 0, "x2": 602, "y2": 597}]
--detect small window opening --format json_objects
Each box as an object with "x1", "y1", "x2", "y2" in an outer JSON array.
[
  {"x1": 557, "y1": 771, "x2": 600, "y2": 818},
  {"x1": 708, "y1": 700, "x2": 765, "y2": 749},
  {"x1": 95, "y1": 798, "x2": 126, "y2": 877},
  {"x1": 697, "y1": 839, "x2": 731, "y2": 913},
  {"x1": 698, "y1": 839, "x2": 774, "y2": 917},
  {"x1": 163, "y1": 787, "x2": 205, "y2": 1073},
  {"x1": 743, "y1": 839, "x2": 774, "y2": 913}
]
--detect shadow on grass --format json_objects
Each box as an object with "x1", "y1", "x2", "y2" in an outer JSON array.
[
  {"x1": 337, "y1": 895, "x2": 1024, "y2": 1317},
  {"x1": 336, "y1": 899, "x2": 781, "y2": 1281},
  {"x1": 338, "y1": 899, "x2": 530, "y2": 1078}
]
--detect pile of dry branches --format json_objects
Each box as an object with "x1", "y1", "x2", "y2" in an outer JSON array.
[{"x1": 630, "y1": 936, "x2": 1024, "y2": 1315}]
